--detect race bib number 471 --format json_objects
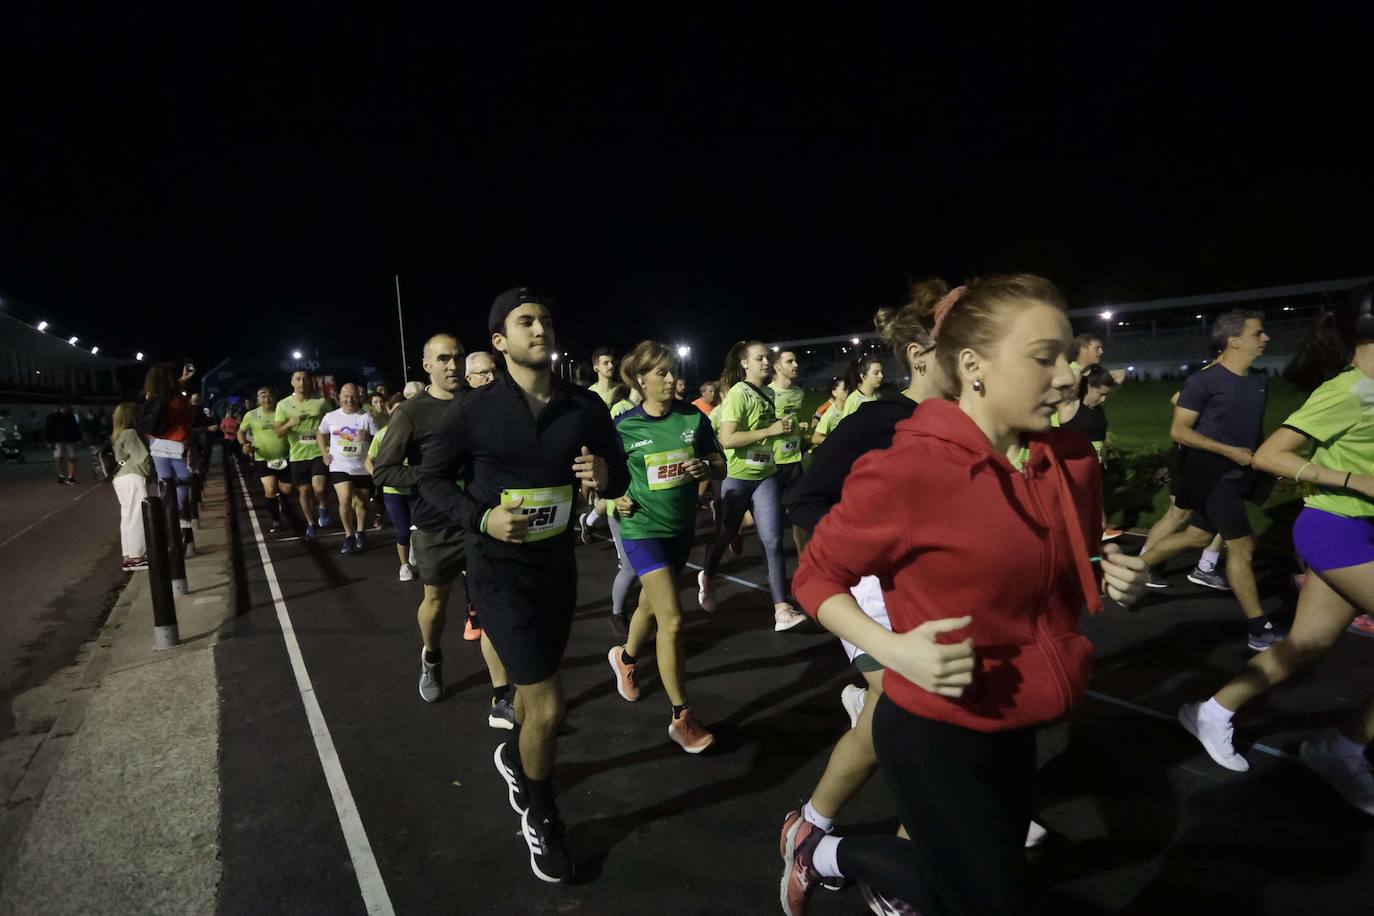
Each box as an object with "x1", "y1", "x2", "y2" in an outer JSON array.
[
  {"x1": 500, "y1": 485, "x2": 574, "y2": 542},
  {"x1": 645, "y1": 448, "x2": 694, "y2": 490}
]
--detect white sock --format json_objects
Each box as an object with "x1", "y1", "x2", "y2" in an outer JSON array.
[
  {"x1": 802, "y1": 801, "x2": 834, "y2": 833},
  {"x1": 1327, "y1": 731, "x2": 1368, "y2": 759},
  {"x1": 1199, "y1": 697, "x2": 1233, "y2": 725},
  {"x1": 811, "y1": 835, "x2": 843, "y2": 879},
  {"x1": 585, "y1": 508, "x2": 603, "y2": 526},
  {"x1": 1198, "y1": 548, "x2": 1221, "y2": 573}
]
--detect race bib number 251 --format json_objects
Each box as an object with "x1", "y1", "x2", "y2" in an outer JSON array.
[{"x1": 500, "y1": 485, "x2": 574, "y2": 542}]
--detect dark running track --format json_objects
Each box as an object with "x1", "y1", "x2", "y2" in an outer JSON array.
[{"x1": 214, "y1": 461, "x2": 1374, "y2": 915}]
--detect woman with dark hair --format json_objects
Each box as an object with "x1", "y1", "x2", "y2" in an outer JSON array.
[
  {"x1": 606, "y1": 340, "x2": 726, "y2": 752},
  {"x1": 138, "y1": 363, "x2": 197, "y2": 538},
  {"x1": 1057, "y1": 363, "x2": 1123, "y2": 540},
  {"x1": 782, "y1": 275, "x2": 1148, "y2": 915},
  {"x1": 839, "y1": 355, "x2": 884, "y2": 422},
  {"x1": 1178, "y1": 307, "x2": 1374, "y2": 815},
  {"x1": 809, "y1": 376, "x2": 850, "y2": 447},
  {"x1": 698, "y1": 340, "x2": 801, "y2": 630}
]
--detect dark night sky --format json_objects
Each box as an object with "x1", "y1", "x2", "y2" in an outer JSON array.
[{"x1": 2, "y1": 6, "x2": 1372, "y2": 380}]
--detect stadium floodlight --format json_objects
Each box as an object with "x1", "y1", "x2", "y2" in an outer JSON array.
[
  {"x1": 91, "y1": 346, "x2": 99, "y2": 355},
  {"x1": 551, "y1": 352, "x2": 559, "y2": 362},
  {"x1": 1118, "y1": 321, "x2": 1126, "y2": 326},
  {"x1": 850, "y1": 338, "x2": 860, "y2": 345},
  {"x1": 291, "y1": 350, "x2": 303, "y2": 360},
  {"x1": 676, "y1": 345, "x2": 690, "y2": 358},
  {"x1": 136, "y1": 352, "x2": 144, "y2": 361},
  {"x1": 68, "y1": 336, "x2": 78, "y2": 345},
  {"x1": 1099, "y1": 311, "x2": 1112, "y2": 320},
  {"x1": 37, "y1": 320, "x2": 48, "y2": 331},
  {"x1": 1127, "y1": 365, "x2": 1135, "y2": 371},
  {"x1": 1195, "y1": 314, "x2": 1203, "y2": 319}
]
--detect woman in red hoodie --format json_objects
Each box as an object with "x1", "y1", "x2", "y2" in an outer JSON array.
[{"x1": 782, "y1": 275, "x2": 1149, "y2": 915}]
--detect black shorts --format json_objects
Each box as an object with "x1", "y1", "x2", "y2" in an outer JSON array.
[
  {"x1": 253, "y1": 460, "x2": 290, "y2": 482},
  {"x1": 289, "y1": 457, "x2": 328, "y2": 486},
  {"x1": 468, "y1": 545, "x2": 576, "y2": 686},
  {"x1": 775, "y1": 462, "x2": 806, "y2": 525},
  {"x1": 412, "y1": 525, "x2": 466, "y2": 588},
  {"x1": 327, "y1": 470, "x2": 373, "y2": 491},
  {"x1": 1188, "y1": 476, "x2": 1253, "y2": 541}
]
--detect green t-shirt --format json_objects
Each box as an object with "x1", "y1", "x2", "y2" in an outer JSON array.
[
  {"x1": 841, "y1": 389, "x2": 877, "y2": 420},
  {"x1": 769, "y1": 381, "x2": 805, "y2": 465},
  {"x1": 615, "y1": 402, "x2": 721, "y2": 540},
  {"x1": 367, "y1": 426, "x2": 409, "y2": 496},
  {"x1": 1283, "y1": 366, "x2": 1374, "y2": 519},
  {"x1": 813, "y1": 400, "x2": 845, "y2": 439},
  {"x1": 717, "y1": 381, "x2": 778, "y2": 480},
  {"x1": 273, "y1": 396, "x2": 330, "y2": 462},
  {"x1": 240, "y1": 406, "x2": 288, "y2": 463}
]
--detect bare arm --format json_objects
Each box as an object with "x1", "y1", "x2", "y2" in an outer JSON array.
[
  {"x1": 1255, "y1": 427, "x2": 1374, "y2": 498},
  {"x1": 717, "y1": 418, "x2": 785, "y2": 450}
]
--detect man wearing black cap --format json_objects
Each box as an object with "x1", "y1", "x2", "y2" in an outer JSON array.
[{"x1": 418, "y1": 287, "x2": 628, "y2": 883}]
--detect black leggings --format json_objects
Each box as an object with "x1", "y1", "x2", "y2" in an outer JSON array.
[{"x1": 837, "y1": 696, "x2": 1036, "y2": 914}]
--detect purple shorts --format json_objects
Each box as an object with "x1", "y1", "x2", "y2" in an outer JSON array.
[
  {"x1": 623, "y1": 534, "x2": 694, "y2": 577},
  {"x1": 1294, "y1": 507, "x2": 1374, "y2": 573}
]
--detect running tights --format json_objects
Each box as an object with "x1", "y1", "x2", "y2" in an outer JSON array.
[
  {"x1": 704, "y1": 475, "x2": 787, "y2": 604},
  {"x1": 383, "y1": 494, "x2": 412, "y2": 546},
  {"x1": 609, "y1": 511, "x2": 635, "y2": 615},
  {"x1": 836, "y1": 696, "x2": 1035, "y2": 914}
]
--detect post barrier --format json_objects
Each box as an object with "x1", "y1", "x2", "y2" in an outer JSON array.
[{"x1": 141, "y1": 496, "x2": 181, "y2": 649}]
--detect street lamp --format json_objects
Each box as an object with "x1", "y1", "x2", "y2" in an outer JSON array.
[
  {"x1": 850, "y1": 337, "x2": 860, "y2": 345},
  {"x1": 68, "y1": 336, "x2": 78, "y2": 345},
  {"x1": 91, "y1": 346, "x2": 99, "y2": 355},
  {"x1": 1099, "y1": 311, "x2": 1112, "y2": 321},
  {"x1": 291, "y1": 350, "x2": 303, "y2": 360},
  {"x1": 676, "y1": 345, "x2": 690, "y2": 358},
  {"x1": 136, "y1": 352, "x2": 144, "y2": 361}
]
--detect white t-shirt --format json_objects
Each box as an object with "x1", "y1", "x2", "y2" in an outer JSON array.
[{"x1": 319, "y1": 408, "x2": 376, "y2": 475}]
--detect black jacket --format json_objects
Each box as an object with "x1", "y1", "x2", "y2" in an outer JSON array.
[
  {"x1": 45, "y1": 410, "x2": 81, "y2": 444},
  {"x1": 371, "y1": 389, "x2": 458, "y2": 531}
]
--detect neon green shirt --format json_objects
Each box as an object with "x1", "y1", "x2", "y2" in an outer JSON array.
[
  {"x1": 240, "y1": 406, "x2": 288, "y2": 463},
  {"x1": 769, "y1": 381, "x2": 805, "y2": 465},
  {"x1": 611, "y1": 399, "x2": 636, "y2": 418},
  {"x1": 589, "y1": 383, "x2": 617, "y2": 408},
  {"x1": 841, "y1": 389, "x2": 877, "y2": 421},
  {"x1": 273, "y1": 395, "x2": 330, "y2": 462},
  {"x1": 367, "y1": 426, "x2": 409, "y2": 496},
  {"x1": 1283, "y1": 366, "x2": 1374, "y2": 519},
  {"x1": 813, "y1": 400, "x2": 845, "y2": 439},
  {"x1": 717, "y1": 381, "x2": 778, "y2": 480}
]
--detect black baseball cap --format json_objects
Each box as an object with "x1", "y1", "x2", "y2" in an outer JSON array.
[{"x1": 489, "y1": 287, "x2": 552, "y2": 334}]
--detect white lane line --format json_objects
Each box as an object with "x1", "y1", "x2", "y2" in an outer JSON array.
[
  {"x1": 232, "y1": 463, "x2": 396, "y2": 915},
  {"x1": 0, "y1": 483, "x2": 104, "y2": 552},
  {"x1": 700, "y1": 560, "x2": 1304, "y2": 765}
]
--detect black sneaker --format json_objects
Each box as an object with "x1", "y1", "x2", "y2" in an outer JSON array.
[
  {"x1": 494, "y1": 742, "x2": 529, "y2": 814},
  {"x1": 521, "y1": 808, "x2": 574, "y2": 883}
]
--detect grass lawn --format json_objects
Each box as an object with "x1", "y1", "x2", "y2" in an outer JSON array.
[{"x1": 798, "y1": 377, "x2": 1311, "y2": 541}]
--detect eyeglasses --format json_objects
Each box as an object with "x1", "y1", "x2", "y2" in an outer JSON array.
[{"x1": 467, "y1": 369, "x2": 495, "y2": 379}]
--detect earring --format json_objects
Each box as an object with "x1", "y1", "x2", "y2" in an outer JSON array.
[{"x1": 972, "y1": 378, "x2": 984, "y2": 393}]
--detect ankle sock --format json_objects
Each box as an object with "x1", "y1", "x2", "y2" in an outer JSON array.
[
  {"x1": 1198, "y1": 548, "x2": 1221, "y2": 573},
  {"x1": 423, "y1": 647, "x2": 441, "y2": 665},
  {"x1": 811, "y1": 835, "x2": 843, "y2": 878},
  {"x1": 802, "y1": 800, "x2": 834, "y2": 833},
  {"x1": 621, "y1": 649, "x2": 635, "y2": 667},
  {"x1": 1199, "y1": 697, "x2": 1233, "y2": 725},
  {"x1": 672, "y1": 703, "x2": 688, "y2": 720}
]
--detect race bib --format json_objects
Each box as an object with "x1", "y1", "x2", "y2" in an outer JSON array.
[
  {"x1": 149, "y1": 438, "x2": 185, "y2": 460},
  {"x1": 501, "y1": 485, "x2": 574, "y2": 543},
  {"x1": 266, "y1": 458, "x2": 288, "y2": 470},
  {"x1": 645, "y1": 448, "x2": 693, "y2": 491},
  {"x1": 299, "y1": 433, "x2": 316, "y2": 443},
  {"x1": 745, "y1": 449, "x2": 774, "y2": 470},
  {"x1": 337, "y1": 439, "x2": 362, "y2": 457},
  {"x1": 779, "y1": 437, "x2": 801, "y2": 456}
]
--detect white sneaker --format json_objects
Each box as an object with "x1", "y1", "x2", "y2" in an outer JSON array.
[
  {"x1": 841, "y1": 684, "x2": 866, "y2": 729},
  {"x1": 398, "y1": 564, "x2": 414, "y2": 582},
  {"x1": 1300, "y1": 729, "x2": 1374, "y2": 816},
  {"x1": 697, "y1": 570, "x2": 717, "y2": 612},
  {"x1": 1178, "y1": 701, "x2": 1249, "y2": 772},
  {"x1": 774, "y1": 603, "x2": 806, "y2": 632},
  {"x1": 1024, "y1": 820, "x2": 1048, "y2": 849}
]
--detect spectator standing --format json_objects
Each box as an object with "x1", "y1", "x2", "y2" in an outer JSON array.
[
  {"x1": 111, "y1": 401, "x2": 152, "y2": 571},
  {"x1": 45, "y1": 401, "x2": 82, "y2": 484}
]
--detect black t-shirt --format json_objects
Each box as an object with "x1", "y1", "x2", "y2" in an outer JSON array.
[
  {"x1": 1177, "y1": 364, "x2": 1267, "y2": 451},
  {"x1": 1060, "y1": 401, "x2": 1108, "y2": 443}
]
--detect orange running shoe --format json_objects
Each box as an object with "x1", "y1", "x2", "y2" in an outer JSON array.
[
  {"x1": 608, "y1": 646, "x2": 640, "y2": 701},
  {"x1": 464, "y1": 608, "x2": 482, "y2": 642},
  {"x1": 668, "y1": 707, "x2": 714, "y2": 754}
]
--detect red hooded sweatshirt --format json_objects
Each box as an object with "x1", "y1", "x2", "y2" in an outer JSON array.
[{"x1": 793, "y1": 398, "x2": 1104, "y2": 733}]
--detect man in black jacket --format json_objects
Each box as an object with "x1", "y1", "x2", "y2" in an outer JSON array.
[
  {"x1": 418, "y1": 288, "x2": 628, "y2": 884},
  {"x1": 45, "y1": 402, "x2": 81, "y2": 484}
]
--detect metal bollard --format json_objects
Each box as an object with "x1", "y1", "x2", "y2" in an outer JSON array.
[
  {"x1": 162, "y1": 484, "x2": 189, "y2": 595},
  {"x1": 142, "y1": 496, "x2": 181, "y2": 649},
  {"x1": 190, "y1": 472, "x2": 203, "y2": 528}
]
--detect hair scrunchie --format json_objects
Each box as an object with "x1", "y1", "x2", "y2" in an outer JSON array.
[{"x1": 930, "y1": 285, "x2": 968, "y2": 341}]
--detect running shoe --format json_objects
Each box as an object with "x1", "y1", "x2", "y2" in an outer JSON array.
[
  {"x1": 774, "y1": 603, "x2": 807, "y2": 632},
  {"x1": 56, "y1": 475, "x2": 66, "y2": 485},
  {"x1": 1177, "y1": 701, "x2": 1249, "y2": 772},
  {"x1": 1187, "y1": 567, "x2": 1231, "y2": 591},
  {"x1": 860, "y1": 883, "x2": 920, "y2": 916},
  {"x1": 729, "y1": 535, "x2": 744, "y2": 557},
  {"x1": 607, "y1": 645, "x2": 641, "y2": 701},
  {"x1": 1101, "y1": 528, "x2": 1124, "y2": 541},
  {"x1": 398, "y1": 564, "x2": 414, "y2": 582},
  {"x1": 418, "y1": 649, "x2": 443, "y2": 703},
  {"x1": 339, "y1": 535, "x2": 356, "y2": 556},
  {"x1": 464, "y1": 610, "x2": 482, "y2": 641},
  {"x1": 317, "y1": 509, "x2": 331, "y2": 528},
  {"x1": 578, "y1": 511, "x2": 594, "y2": 545},
  {"x1": 268, "y1": 518, "x2": 282, "y2": 533},
  {"x1": 668, "y1": 707, "x2": 714, "y2": 754},
  {"x1": 1145, "y1": 571, "x2": 1169, "y2": 589},
  {"x1": 1025, "y1": 820, "x2": 1048, "y2": 849},
  {"x1": 1350, "y1": 615, "x2": 1374, "y2": 637},
  {"x1": 354, "y1": 531, "x2": 368, "y2": 551},
  {"x1": 304, "y1": 524, "x2": 317, "y2": 541},
  {"x1": 1300, "y1": 729, "x2": 1374, "y2": 816},
  {"x1": 841, "y1": 684, "x2": 866, "y2": 730},
  {"x1": 521, "y1": 808, "x2": 573, "y2": 883},
  {"x1": 123, "y1": 556, "x2": 149, "y2": 573},
  {"x1": 779, "y1": 810, "x2": 824, "y2": 916},
  {"x1": 488, "y1": 695, "x2": 516, "y2": 731},
  {"x1": 1247, "y1": 621, "x2": 1284, "y2": 652},
  {"x1": 697, "y1": 570, "x2": 717, "y2": 612},
  {"x1": 494, "y1": 742, "x2": 529, "y2": 814}
]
